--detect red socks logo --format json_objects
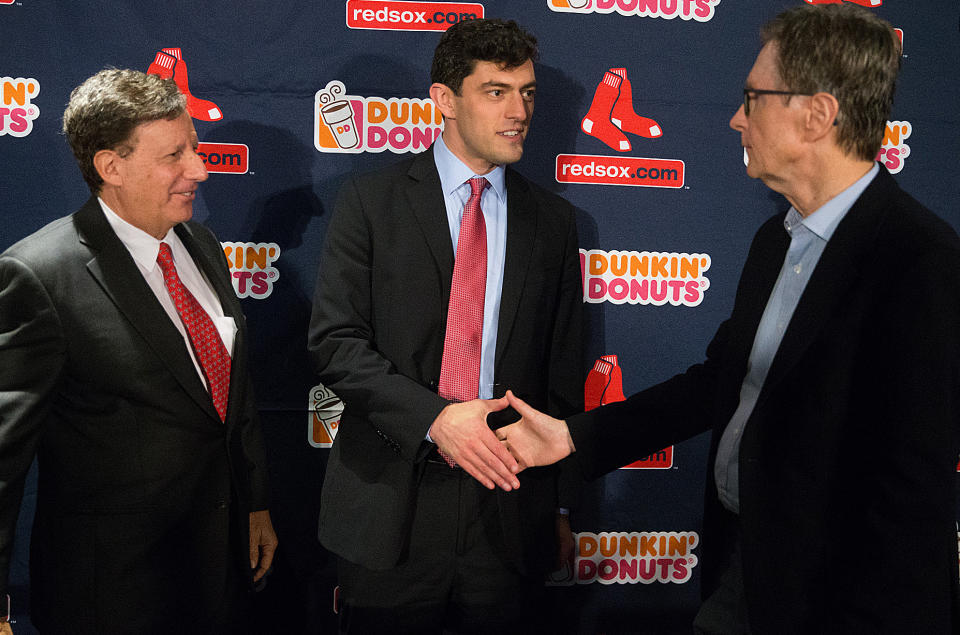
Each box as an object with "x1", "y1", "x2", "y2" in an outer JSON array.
[
  {"x1": 585, "y1": 354, "x2": 626, "y2": 411},
  {"x1": 147, "y1": 48, "x2": 223, "y2": 122},
  {"x1": 581, "y1": 68, "x2": 661, "y2": 152}
]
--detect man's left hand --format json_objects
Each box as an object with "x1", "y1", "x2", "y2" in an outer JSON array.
[{"x1": 249, "y1": 509, "x2": 278, "y2": 583}]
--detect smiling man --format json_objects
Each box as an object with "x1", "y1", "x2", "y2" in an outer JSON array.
[
  {"x1": 0, "y1": 69, "x2": 276, "y2": 635},
  {"x1": 496, "y1": 5, "x2": 960, "y2": 633},
  {"x1": 309, "y1": 18, "x2": 583, "y2": 634}
]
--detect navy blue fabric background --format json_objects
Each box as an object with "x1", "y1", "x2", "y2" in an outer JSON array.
[{"x1": 2, "y1": 1, "x2": 958, "y2": 632}]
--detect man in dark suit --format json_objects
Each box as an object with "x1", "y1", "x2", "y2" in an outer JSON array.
[
  {"x1": 0, "y1": 69, "x2": 277, "y2": 634},
  {"x1": 497, "y1": 5, "x2": 960, "y2": 633},
  {"x1": 308, "y1": 18, "x2": 583, "y2": 634}
]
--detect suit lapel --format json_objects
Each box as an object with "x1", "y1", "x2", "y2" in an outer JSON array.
[
  {"x1": 406, "y1": 149, "x2": 455, "y2": 298},
  {"x1": 76, "y1": 198, "x2": 222, "y2": 423},
  {"x1": 494, "y1": 168, "x2": 536, "y2": 367},
  {"x1": 759, "y1": 168, "x2": 888, "y2": 400}
]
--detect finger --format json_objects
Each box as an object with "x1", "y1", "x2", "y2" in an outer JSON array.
[
  {"x1": 481, "y1": 449, "x2": 522, "y2": 491},
  {"x1": 501, "y1": 439, "x2": 531, "y2": 471},
  {"x1": 463, "y1": 441, "x2": 517, "y2": 491},
  {"x1": 484, "y1": 394, "x2": 510, "y2": 412},
  {"x1": 505, "y1": 389, "x2": 535, "y2": 418},
  {"x1": 483, "y1": 429, "x2": 520, "y2": 475},
  {"x1": 249, "y1": 533, "x2": 260, "y2": 569},
  {"x1": 461, "y1": 458, "x2": 497, "y2": 490}
]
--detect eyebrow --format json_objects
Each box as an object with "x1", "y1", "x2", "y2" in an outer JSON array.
[{"x1": 479, "y1": 80, "x2": 537, "y2": 90}]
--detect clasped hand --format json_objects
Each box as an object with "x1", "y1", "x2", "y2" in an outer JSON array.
[
  {"x1": 428, "y1": 396, "x2": 520, "y2": 491},
  {"x1": 429, "y1": 391, "x2": 576, "y2": 492}
]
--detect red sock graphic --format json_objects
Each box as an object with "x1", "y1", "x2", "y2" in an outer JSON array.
[
  {"x1": 147, "y1": 51, "x2": 176, "y2": 79},
  {"x1": 600, "y1": 354, "x2": 625, "y2": 405},
  {"x1": 608, "y1": 69, "x2": 662, "y2": 139},
  {"x1": 584, "y1": 358, "x2": 613, "y2": 411},
  {"x1": 581, "y1": 71, "x2": 631, "y2": 152},
  {"x1": 160, "y1": 48, "x2": 223, "y2": 122}
]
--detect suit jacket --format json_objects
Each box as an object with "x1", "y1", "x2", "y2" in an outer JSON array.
[
  {"x1": 0, "y1": 197, "x2": 270, "y2": 634},
  {"x1": 308, "y1": 148, "x2": 583, "y2": 576},
  {"x1": 569, "y1": 166, "x2": 960, "y2": 633}
]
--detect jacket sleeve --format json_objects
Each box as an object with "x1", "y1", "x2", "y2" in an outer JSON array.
[
  {"x1": 0, "y1": 255, "x2": 66, "y2": 598},
  {"x1": 307, "y1": 175, "x2": 449, "y2": 463}
]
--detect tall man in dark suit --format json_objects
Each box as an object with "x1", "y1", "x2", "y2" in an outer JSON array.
[
  {"x1": 308, "y1": 18, "x2": 583, "y2": 634},
  {"x1": 497, "y1": 5, "x2": 960, "y2": 633},
  {"x1": 0, "y1": 69, "x2": 277, "y2": 635}
]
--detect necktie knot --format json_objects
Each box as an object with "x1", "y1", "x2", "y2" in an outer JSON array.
[
  {"x1": 156, "y1": 242, "x2": 174, "y2": 270},
  {"x1": 468, "y1": 177, "x2": 489, "y2": 199}
]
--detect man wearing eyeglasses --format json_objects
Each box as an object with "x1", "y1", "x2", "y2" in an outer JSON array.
[{"x1": 496, "y1": 4, "x2": 960, "y2": 633}]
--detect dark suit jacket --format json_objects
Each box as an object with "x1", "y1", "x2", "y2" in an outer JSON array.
[
  {"x1": 569, "y1": 166, "x2": 960, "y2": 633},
  {"x1": 0, "y1": 197, "x2": 270, "y2": 634},
  {"x1": 308, "y1": 148, "x2": 583, "y2": 576}
]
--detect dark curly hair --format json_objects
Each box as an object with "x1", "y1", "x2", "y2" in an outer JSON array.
[{"x1": 430, "y1": 18, "x2": 538, "y2": 95}]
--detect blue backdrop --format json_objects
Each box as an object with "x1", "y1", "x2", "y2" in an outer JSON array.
[{"x1": 2, "y1": 1, "x2": 958, "y2": 632}]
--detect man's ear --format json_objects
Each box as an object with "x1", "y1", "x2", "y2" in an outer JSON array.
[
  {"x1": 429, "y1": 83, "x2": 457, "y2": 120},
  {"x1": 805, "y1": 92, "x2": 840, "y2": 142},
  {"x1": 93, "y1": 149, "x2": 124, "y2": 187}
]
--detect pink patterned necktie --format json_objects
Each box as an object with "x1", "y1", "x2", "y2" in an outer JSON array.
[
  {"x1": 156, "y1": 242, "x2": 232, "y2": 421},
  {"x1": 436, "y1": 177, "x2": 489, "y2": 467}
]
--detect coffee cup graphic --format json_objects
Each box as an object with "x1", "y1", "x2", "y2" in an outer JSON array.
[{"x1": 320, "y1": 99, "x2": 359, "y2": 149}]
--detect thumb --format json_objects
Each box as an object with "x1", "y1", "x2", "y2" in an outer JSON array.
[
  {"x1": 505, "y1": 390, "x2": 535, "y2": 418},
  {"x1": 485, "y1": 394, "x2": 510, "y2": 412}
]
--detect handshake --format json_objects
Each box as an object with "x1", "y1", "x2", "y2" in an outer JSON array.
[{"x1": 427, "y1": 390, "x2": 577, "y2": 491}]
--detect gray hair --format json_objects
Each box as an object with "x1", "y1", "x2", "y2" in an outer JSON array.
[
  {"x1": 62, "y1": 69, "x2": 186, "y2": 192},
  {"x1": 763, "y1": 4, "x2": 901, "y2": 161}
]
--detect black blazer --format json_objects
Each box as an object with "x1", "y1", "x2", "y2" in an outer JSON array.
[
  {"x1": 309, "y1": 148, "x2": 583, "y2": 576},
  {"x1": 569, "y1": 166, "x2": 960, "y2": 633},
  {"x1": 0, "y1": 198, "x2": 270, "y2": 634}
]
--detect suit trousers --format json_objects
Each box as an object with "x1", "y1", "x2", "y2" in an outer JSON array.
[
  {"x1": 336, "y1": 458, "x2": 545, "y2": 634},
  {"x1": 693, "y1": 537, "x2": 752, "y2": 635}
]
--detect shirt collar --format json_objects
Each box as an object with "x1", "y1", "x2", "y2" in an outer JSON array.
[
  {"x1": 432, "y1": 133, "x2": 506, "y2": 203},
  {"x1": 98, "y1": 197, "x2": 178, "y2": 271},
  {"x1": 787, "y1": 163, "x2": 879, "y2": 241}
]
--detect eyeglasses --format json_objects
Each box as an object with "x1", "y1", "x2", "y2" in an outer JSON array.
[{"x1": 742, "y1": 88, "x2": 815, "y2": 116}]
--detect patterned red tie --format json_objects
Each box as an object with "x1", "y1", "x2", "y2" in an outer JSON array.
[
  {"x1": 156, "y1": 243, "x2": 232, "y2": 421},
  {"x1": 437, "y1": 177, "x2": 489, "y2": 466}
]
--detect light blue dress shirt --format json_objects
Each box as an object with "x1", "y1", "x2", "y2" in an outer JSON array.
[
  {"x1": 714, "y1": 164, "x2": 879, "y2": 514},
  {"x1": 432, "y1": 133, "x2": 508, "y2": 401}
]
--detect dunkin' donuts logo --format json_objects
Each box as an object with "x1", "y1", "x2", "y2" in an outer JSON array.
[
  {"x1": 549, "y1": 0, "x2": 720, "y2": 21},
  {"x1": 309, "y1": 383, "x2": 344, "y2": 448},
  {"x1": 0, "y1": 77, "x2": 40, "y2": 137},
  {"x1": 877, "y1": 120, "x2": 911, "y2": 174},
  {"x1": 549, "y1": 531, "x2": 700, "y2": 585},
  {"x1": 346, "y1": 1, "x2": 483, "y2": 31},
  {"x1": 221, "y1": 242, "x2": 280, "y2": 299},
  {"x1": 581, "y1": 249, "x2": 711, "y2": 307},
  {"x1": 315, "y1": 80, "x2": 442, "y2": 154}
]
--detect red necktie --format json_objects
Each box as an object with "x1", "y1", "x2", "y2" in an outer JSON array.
[
  {"x1": 436, "y1": 178, "x2": 489, "y2": 466},
  {"x1": 156, "y1": 242, "x2": 232, "y2": 421}
]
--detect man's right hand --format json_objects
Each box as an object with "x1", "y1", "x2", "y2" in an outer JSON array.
[
  {"x1": 496, "y1": 390, "x2": 576, "y2": 469},
  {"x1": 1, "y1": 620, "x2": 12, "y2": 635},
  {"x1": 428, "y1": 396, "x2": 520, "y2": 491}
]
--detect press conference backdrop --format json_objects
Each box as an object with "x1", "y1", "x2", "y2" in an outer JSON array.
[{"x1": 2, "y1": 1, "x2": 958, "y2": 632}]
